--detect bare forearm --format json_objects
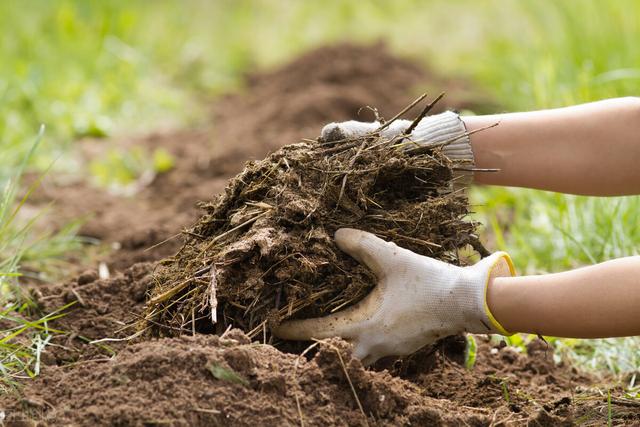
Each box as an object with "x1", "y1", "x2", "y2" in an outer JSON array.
[
  {"x1": 463, "y1": 97, "x2": 640, "y2": 196},
  {"x1": 487, "y1": 256, "x2": 640, "y2": 338}
]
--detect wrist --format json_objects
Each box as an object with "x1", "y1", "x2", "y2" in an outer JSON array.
[{"x1": 461, "y1": 251, "x2": 516, "y2": 335}]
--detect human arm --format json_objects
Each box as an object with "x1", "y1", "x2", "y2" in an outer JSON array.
[
  {"x1": 487, "y1": 256, "x2": 640, "y2": 338},
  {"x1": 277, "y1": 98, "x2": 640, "y2": 364},
  {"x1": 273, "y1": 228, "x2": 516, "y2": 365},
  {"x1": 322, "y1": 97, "x2": 640, "y2": 196},
  {"x1": 466, "y1": 97, "x2": 640, "y2": 196},
  {"x1": 274, "y1": 229, "x2": 640, "y2": 364}
]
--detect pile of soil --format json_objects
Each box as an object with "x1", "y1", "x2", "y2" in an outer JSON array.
[
  {"x1": 26, "y1": 263, "x2": 154, "y2": 364},
  {"x1": 4, "y1": 43, "x2": 635, "y2": 426},
  {"x1": 207, "y1": 42, "x2": 489, "y2": 178},
  {"x1": 9, "y1": 263, "x2": 631, "y2": 426},
  {"x1": 147, "y1": 97, "x2": 484, "y2": 340}
]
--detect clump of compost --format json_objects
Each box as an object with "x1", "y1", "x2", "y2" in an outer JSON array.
[{"x1": 146, "y1": 95, "x2": 487, "y2": 341}]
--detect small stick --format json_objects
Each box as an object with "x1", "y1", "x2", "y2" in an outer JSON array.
[
  {"x1": 144, "y1": 231, "x2": 182, "y2": 252},
  {"x1": 376, "y1": 92, "x2": 429, "y2": 133},
  {"x1": 209, "y1": 264, "x2": 218, "y2": 324},
  {"x1": 610, "y1": 397, "x2": 640, "y2": 407},
  {"x1": 382, "y1": 232, "x2": 442, "y2": 248},
  {"x1": 336, "y1": 139, "x2": 368, "y2": 208},
  {"x1": 316, "y1": 135, "x2": 354, "y2": 148},
  {"x1": 130, "y1": 311, "x2": 194, "y2": 333},
  {"x1": 293, "y1": 342, "x2": 320, "y2": 427},
  {"x1": 469, "y1": 236, "x2": 491, "y2": 258},
  {"x1": 201, "y1": 210, "x2": 270, "y2": 253},
  {"x1": 263, "y1": 322, "x2": 267, "y2": 345},
  {"x1": 88, "y1": 329, "x2": 145, "y2": 345},
  {"x1": 362, "y1": 132, "x2": 408, "y2": 152},
  {"x1": 404, "y1": 92, "x2": 445, "y2": 135},
  {"x1": 314, "y1": 339, "x2": 369, "y2": 427},
  {"x1": 69, "y1": 288, "x2": 86, "y2": 307},
  {"x1": 247, "y1": 320, "x2": 267, "y2": 339},
  {"x1": 147, "y1": 276, "x2": 192, "y2": 305},
  {"x1": 193, "y1": 407, "x2": 221, "y2": 414},
  {"x1": 320, "y1": 139, "x2": 362, "y2": 155}
]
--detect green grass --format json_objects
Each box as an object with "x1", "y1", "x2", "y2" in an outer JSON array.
[
  {"x1": 1, "y1": 0, "x2": 639, "y2": 378},
  {"x1": 472, "y1": 191, "x2": 640, "y2": 274},
  {"x1": 0, "y1": 302, "x2": 73, "y2": 392},
  {"x1": 0, "y1": 129, "x2": 82, "y2": 391},
  {"x1": 461, "y1": 0, "x2": 640, "y2": 377}
]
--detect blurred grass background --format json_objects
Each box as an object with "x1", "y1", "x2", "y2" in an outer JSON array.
[{"x1": 1, "y1": 0, "x2": 639, "y2": 380}]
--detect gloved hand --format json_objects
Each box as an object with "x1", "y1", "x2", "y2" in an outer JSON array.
[
  {"x1": 321, "y1": 111, "x2": 474, "y2": 162},
  {"x1": 274, "y1": 228, "x2": 515, "y2": 365}
]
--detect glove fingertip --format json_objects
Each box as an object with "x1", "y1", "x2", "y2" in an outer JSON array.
[{"x1": 320, "y1": 123, "x2": 346, "y2": 143}]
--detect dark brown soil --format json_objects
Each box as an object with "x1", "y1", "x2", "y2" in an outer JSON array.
[
  {"x1": 3, "y1": 43, "x2": 635, "y2": 426},
  {"x1": 8, "y1": 263, "x2": 631, "y2": 426}
]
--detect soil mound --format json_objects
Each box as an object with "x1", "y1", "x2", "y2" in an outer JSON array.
[
  {"x1": 28, "y1": 42, "x2": 476, "y2": 274},
  {"x1": 30, "y1": 262, "x2": 154, "y2": 363},
  {"x1": 208, "y1": 42, "x2": 484, "y2": 177},
  {"x1": 146, "y1": 96, "x2": 484, "y2": 340},
  {"x1": 3, "y1": 331, "x2": 600, "y2": 426}
]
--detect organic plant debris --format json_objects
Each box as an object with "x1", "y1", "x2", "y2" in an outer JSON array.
[{"x1": 145, "y1": 94, "x2": 487, "y2": 341}]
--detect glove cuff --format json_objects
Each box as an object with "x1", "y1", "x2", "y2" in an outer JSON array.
[
  {"x1": 461, "y1": 251, "x2": 516, "y2": 336},
  {"x1": 411, "y1": 111, "x2": 474, "y2": 188},
  {"x1": 411, "y1": 111, "x2": 474, "y2": 163}
]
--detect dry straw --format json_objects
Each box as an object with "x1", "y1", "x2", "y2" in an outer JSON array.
[{"x1": 144, "y1": 94, "x2": 488, "y2": 343}]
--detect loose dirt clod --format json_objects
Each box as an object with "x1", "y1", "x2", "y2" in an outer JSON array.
[{"x1": 145, "y1": 95, "x2": 486, "y2": 341}]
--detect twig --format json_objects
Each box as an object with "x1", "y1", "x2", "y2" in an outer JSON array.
[
  {"x1": 610, "y1": 397, "x2": 640, "y2": 407},
  {"x1": 382, "y1": 232, "x2": 442, "y2": 248},
  {"x1": 292, "y1": 342, "x2": 320, "y2": 427},
  {"x1": 201, "y1": 210, "x2": 270, "y2": 253},
  {"x1": 320, "y1": 139, "x2": 362, "y2": 155},
  {"x1": 144, "y1": 231, "x2": 182, "y2": 252},
  {"x1": 404, "y1": 92, "x2": 445, "y2": 135},
  {"x1": 193, "y1": 407, "x2": 222, "y2": 414},
  {"x1": 88, "y1": 329, "x2": 145, "y2": 345},
  {"x1": 469, "y1": 236, "x2": 491, "y2": 258},
  {"x1": 130, "y1": 310, "x2": 194, "y2": 334},
  {"x1": 219, "y1": 324, "x2": 234, "y2": 339},
  {"x1": 69, "y1": 288, "x2": 86, "y2": 307},
  {"x1": 147, "y1": 276, "x2": 193, "y2": 305},
  {"x1": 376, "y1": 92, "x2": 428, "y2": 133},
  {"x1": 314, "y1": 339, "x2": 369, "y2": 427},
  {"x1": 336, "y1": 139, "x2": 368, "y2": 208},
  {"x1": 209, "y1": 264, "x2": 218, "y2": 324},
  {"x1": 316, "y1": 135, "x2": 353, "y2": 148},
  {"x1": 247, "y1": 320, "x2": 267, "y2": 339}
]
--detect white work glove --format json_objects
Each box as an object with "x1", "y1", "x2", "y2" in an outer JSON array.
[
  {"x1": 274, "y1": 228, "x2": 515, "y2": 365},
  {"x1": 321, "y1": 111, "x2": 474, "y2": 162}
]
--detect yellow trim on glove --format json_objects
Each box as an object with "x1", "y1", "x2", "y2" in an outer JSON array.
[{"x1": 482, "y1": 252, "x2": 516, "y2": 336}]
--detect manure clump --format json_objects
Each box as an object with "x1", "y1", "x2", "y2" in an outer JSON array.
[{"x1": 145, "y1": 96, "x2": 487, "y2": 343}]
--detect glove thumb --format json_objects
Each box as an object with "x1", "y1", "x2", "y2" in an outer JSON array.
[{"x1": 335, "y1": 228, "x2": 403, "y2": 279}]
